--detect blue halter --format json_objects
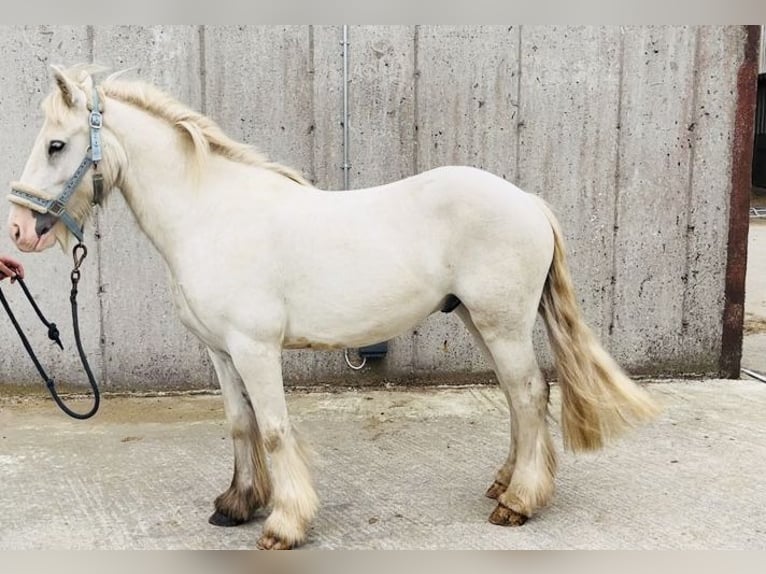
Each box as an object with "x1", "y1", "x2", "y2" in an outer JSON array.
[{"x1": 9, "y1": 88, "x2": 104, "y2": 243}]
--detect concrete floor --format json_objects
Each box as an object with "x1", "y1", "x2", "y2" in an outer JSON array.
[
  {"x1": 2, "y1": 221, "x2": 766, "y2": 550},
  {"x1": 1, "y1": 379, "x2": 765, "y2": 550},
  {"x1": 743, "y1": 219, "x2": 766, "y2": 373}
]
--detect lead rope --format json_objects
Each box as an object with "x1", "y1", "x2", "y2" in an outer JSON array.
[{"x1": 0, "y1": 242, "x2": 100, "y2": 419}]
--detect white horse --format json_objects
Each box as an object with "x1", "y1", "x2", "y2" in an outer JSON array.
[{"x1": 7, "y1": 65, "x2": 658, "y2": 549}]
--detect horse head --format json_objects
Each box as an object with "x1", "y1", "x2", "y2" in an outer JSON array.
[{"x1": 7, "y1": 64, "x2": 122, "y2": 252}]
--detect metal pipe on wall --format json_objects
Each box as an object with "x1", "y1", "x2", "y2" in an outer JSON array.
[
  {"x1": 342, "y1": 24, "x2": 351, "y2": 192},
  {"x1": 341, "y1": 25, "x2": 367, "y2": 371},
  {"x1": 340, "y1": 25, "x2": 388, "y2": 370}
]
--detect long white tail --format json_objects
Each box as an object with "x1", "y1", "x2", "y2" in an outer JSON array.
[{"x1": 532, "y1": 196, "x2": 660, "y2": 452}]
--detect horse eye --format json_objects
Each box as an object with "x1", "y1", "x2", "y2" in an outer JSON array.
[{"x1": 47, "y1": 140, "x2": 66, "y2": 156}]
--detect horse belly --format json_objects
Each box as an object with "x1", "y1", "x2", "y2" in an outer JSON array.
[{"x1": 282, "y1": 271, "x2": 447, "y2": 350}]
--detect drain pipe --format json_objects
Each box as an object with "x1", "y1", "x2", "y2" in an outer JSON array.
[{"x1": 341, "y1": 25, "x2": 388, "y2": 371}]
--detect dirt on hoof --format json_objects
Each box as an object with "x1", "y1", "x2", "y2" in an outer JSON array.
[
  {"x1": 488, "y1": 503, "x2": 528, "y2": 526},
  {"x1": 485, "y1": 481, "x2": 507, "y2": 500},
  {"x1": 208, "y1": 510, "x2": 249, "y2": 527},
  {"x1": 257, "y1": 534, "x2": 294, "y2": 550}
]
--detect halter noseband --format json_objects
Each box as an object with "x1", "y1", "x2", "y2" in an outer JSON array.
[{"x1": 8, "y1": 87, "x2": 105, "y2": 243}]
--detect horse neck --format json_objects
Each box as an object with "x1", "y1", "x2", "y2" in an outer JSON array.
[{"x1": 105, "y1": 98, "x2": 211, "y2": 269}]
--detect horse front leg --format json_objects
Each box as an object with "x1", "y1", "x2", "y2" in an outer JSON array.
[
  {"x1": 207, "y1": 349, "x2": 272, "y2": 526},
  {"x1": 227, "y1": 335, "x2": 318, "y2": 550}
]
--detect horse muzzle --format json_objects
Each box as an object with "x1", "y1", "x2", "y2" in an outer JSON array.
[
  {"x1": 8, "y1": 179, "x2": 85, "y2": 245},
  {"x1": 7, "y1": 182, "x2": 60, "y2": 251}
]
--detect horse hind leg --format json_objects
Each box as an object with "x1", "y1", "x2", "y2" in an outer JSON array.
[
  {"x1": 207, "y1": 349, "x2": 272, "y2": 526},
  {"x1": 488, "y1": 334, "x2": 556, "y2": 526},
  {"x1": 460, "y1": 305, "x2": 557, "y2": 525},
  {"x1": 455, "y1": 306, "x2": 517, "y2": 501}
]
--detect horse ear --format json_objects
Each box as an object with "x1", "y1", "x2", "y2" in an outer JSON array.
[{"x1": 50, "y1": 64, "x2": 86, "y2": 109}]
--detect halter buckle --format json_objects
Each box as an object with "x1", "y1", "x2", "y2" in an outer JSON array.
[
  {"x1": 47, "y1": 198, "x2": 67, "y2": 217},
  {"x1": 89, "y1": 110, "x2": 102, "y2": 129}
]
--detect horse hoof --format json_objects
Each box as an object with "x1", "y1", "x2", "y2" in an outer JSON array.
[
  {"x1": 208, "y1": 510, "x2": 247, "y2": 527},
  {"x1": 488, "y1": 503, "x2": 528, "y2": 526},
  {"x1": 485, "y1": 481, "x2": 507, "y2": 500},
  {"x1": 257, "y1": 534, "x2": 294, "y2": 550}
]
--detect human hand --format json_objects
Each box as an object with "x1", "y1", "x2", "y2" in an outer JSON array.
[{"x1": 0, "y1": 256, "x2": 24, "y2": 282}]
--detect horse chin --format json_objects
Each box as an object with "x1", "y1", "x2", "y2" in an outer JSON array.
[{"x1": 45, "y1": 220, "x2": 78, "y2": 253}]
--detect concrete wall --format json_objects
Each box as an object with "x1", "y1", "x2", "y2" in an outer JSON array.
[{"x1": 0, "y1": 25, "x2": 750, "y2": 390}]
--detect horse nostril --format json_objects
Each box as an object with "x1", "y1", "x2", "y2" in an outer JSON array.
[
  {"x1": 12, "y1": 224, "x2": 20, "y2": 242},
  {"x1": 38, "y1": 224, "x2": 51, "y2": 237}
]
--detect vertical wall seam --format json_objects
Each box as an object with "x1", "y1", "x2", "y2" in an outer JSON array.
[
  {"x1": 308, "y1": 25, "x2": 316, "y2": 186},
  {"x1": 86, "y1": 25, "x2": 95, "y2": 62},
  {"x1": 413, "y1": 25, "x2": 420, "y2": 177},
  {"x1": 199, "y1": 25, "x2": 207, "y2": 115},
  {"x1": 414, "y1": 25, "x2": 419, "y2": 372},
  {"x1": 198, "y1": 24, "x2": 215, "y2": 386},
  {"x1": 607, "y1": 25, "x2": 627, "y2": 345},
  {"x1": 681, "y1": 26, "x2": 702, "y2": 342},
  {"x1": 341, "y1": 25, "x2": 351, "y2": 191},
  {"x1": 515, "y1": 25, "x2": 522, "y2": 184},
  {"x1": 309, "y1": 25, "x2": 317, "y2": 381},
  {"x1": 412, "y1": 25, "x2": 420, "y2": 370},
  {"x1": 87, "y1": 24, "x2": 109, "y2": 387}
]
